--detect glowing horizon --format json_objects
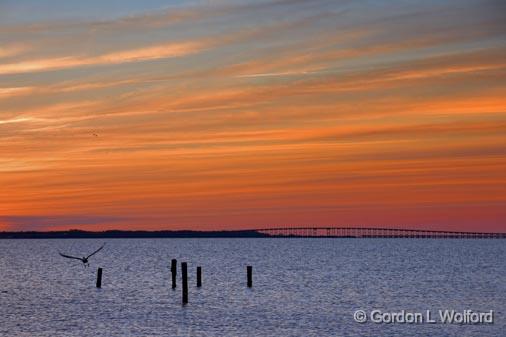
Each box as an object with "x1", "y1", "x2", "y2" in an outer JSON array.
[{"x1": 1, "y1": 0, "x2": 505, "y2": 232}]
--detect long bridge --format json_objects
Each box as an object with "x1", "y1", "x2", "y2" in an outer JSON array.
[
  {"x1": 252, "y1": 227, "x2": 506, "y2": 239},
  {"x1": 0, "y1": 228, "x2": 504, "y2": 239}
]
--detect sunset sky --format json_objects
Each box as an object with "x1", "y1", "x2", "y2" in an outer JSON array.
[{"x1": 1, "y1": 0, "x2": 505, "y2": 232}]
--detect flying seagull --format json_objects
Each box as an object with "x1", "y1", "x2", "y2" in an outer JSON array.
[{"x1": 59, "y1": 243, "x2": 105, "y2": 267}]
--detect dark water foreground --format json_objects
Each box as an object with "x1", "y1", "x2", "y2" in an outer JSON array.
[{"x1": 0, "y1": 239, "x2": 504, "y2": 337}]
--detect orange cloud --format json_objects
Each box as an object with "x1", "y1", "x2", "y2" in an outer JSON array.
[{"x1": 0, "y1": 40, "x2": 207, "y2": 75}]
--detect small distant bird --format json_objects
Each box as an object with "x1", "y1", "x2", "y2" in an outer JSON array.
[{"x1": 59, "y1": 243, "x2": 105, "y2": 267}]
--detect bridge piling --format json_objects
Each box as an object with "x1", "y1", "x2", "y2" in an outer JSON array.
[
  {"x1": 96, "y1": 267, "x2": 102, "y2": 288},
  {"x1": 181, "y1": 262, "x2": 188, "y2": 304},
  {"x1": 171, "y1": 259, "x2": 177, "y2": 289},
  {"x1": 247, "y1": 266, "x2": 252, "y2": 288},
  {"x1": 197, "y1": 266, "x2": 202, "y2": 287}
]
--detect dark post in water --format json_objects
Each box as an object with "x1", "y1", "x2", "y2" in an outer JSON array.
[
  {"x1": 197, "y1": 266, "x2": 202, "y2": 287},
  {"x1": 171, "y1": 259, "x2": 177, "y2": 289},
  {"x1": 96, "y1": 267, "x2": 102, "y2": 288},
  {"x1": 247, "y1": 265, "x2": 252, "y2": 288},
  {"x1": 181, "y1": 262, "x2": 188, "y2": 304}
]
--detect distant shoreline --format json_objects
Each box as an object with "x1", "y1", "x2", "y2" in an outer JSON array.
[{"x1": 0, "y1": 230, "x2": 268, "y2": 239}]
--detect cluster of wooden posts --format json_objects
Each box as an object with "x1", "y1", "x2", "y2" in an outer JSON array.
[{"x1": 94, "y1": 260, "x2": 253, "y2": 305}]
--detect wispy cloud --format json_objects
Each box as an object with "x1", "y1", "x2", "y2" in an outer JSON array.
[
  {"x1": 0, "y1": 116, "x2": 45, "y2": 125},
  {"x1": 0, "y1": 40, "x2": 208, "y2": 75},
  {"x1": 0, "y1": 86, "x2": 36, "y2": 98},
  {"x1": 0, "y1": 44, "x2": 29, "y2": 58}
]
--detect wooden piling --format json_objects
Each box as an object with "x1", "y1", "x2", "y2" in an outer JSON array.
[
  {"x1": 196, "y1": 266, "x2": 202, "y2": 287},
  {"x1": 247, "y1": 266, "x2": 252, "y2": 288},
  {"x1": 96, "y1": 267, "x2": 102, "y2": 288},
  {"x1": 181, "y1": 262, "x2": 188, "y2": 304},
  {"x1": 171, "y1": 259, "x2": 177, "y2": 289}
]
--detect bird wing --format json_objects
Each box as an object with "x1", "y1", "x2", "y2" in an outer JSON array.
[
  {"x1": 59, "y1": 252, "x2": 83, "y2": 261},
  {"x1": 86, "y1": 243, "x2": 105, "y2": 259}
]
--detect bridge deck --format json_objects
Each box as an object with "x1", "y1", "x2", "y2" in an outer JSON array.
[{"x1": 251, "y1": 227, "x2": 506, "y2": 238}]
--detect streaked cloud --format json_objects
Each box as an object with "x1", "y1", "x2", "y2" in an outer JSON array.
[
  {"x1": 0, "y1": 40, "x2": 208, "y2": 75},
  {"x1": 0, "y1": 44, "x2": 29, "y2": 58}
]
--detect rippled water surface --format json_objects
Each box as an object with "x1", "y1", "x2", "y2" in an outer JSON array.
[{"x1": 0, "y1": 238, "x2": 504, "y2": 336}]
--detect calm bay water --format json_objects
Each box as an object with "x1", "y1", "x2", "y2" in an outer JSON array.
[{"x1": 0, "y1": 238, "x2": 504, "y2": 337}]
